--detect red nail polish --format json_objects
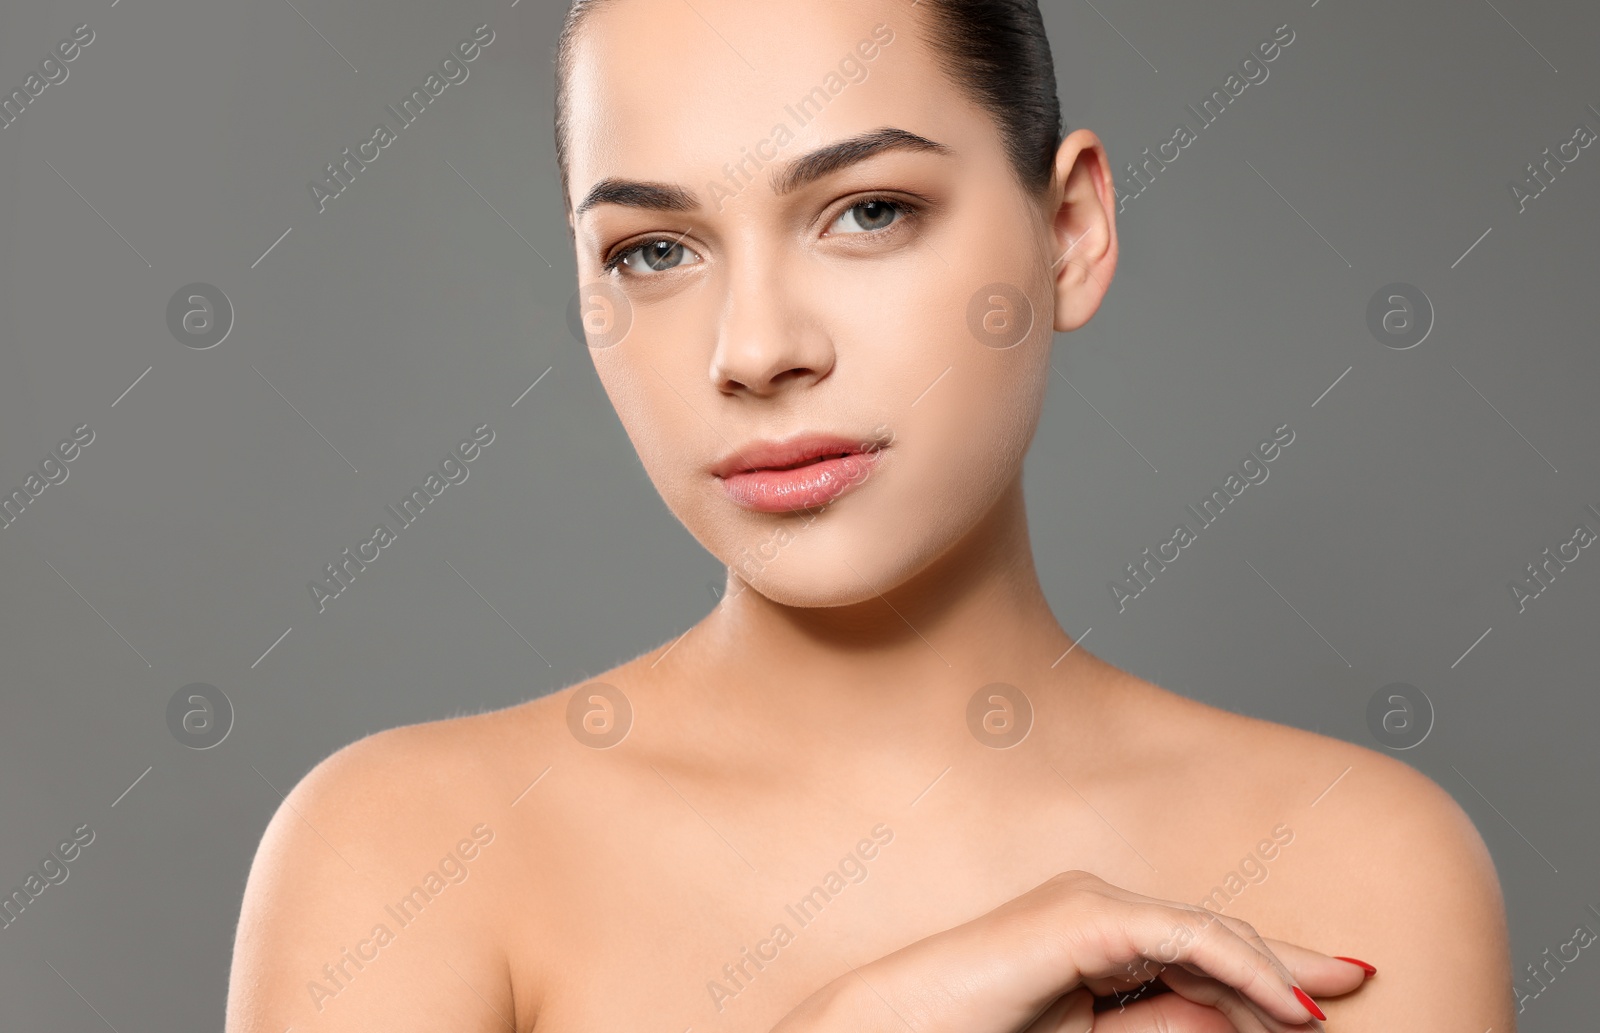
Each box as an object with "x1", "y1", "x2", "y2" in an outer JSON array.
[
  {"x1": 1293, "y1": 985, "x2": 1327, "y2": 1020},
  {"x1": 1334, "y1": 955, "x2": 1377, "y2": 976}
]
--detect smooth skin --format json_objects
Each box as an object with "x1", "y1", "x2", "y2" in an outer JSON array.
[{"x1": 225, "y1": 0, "x2": 1515, "y2": 1030}]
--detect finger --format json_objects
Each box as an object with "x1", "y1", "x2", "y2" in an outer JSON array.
[
  {"x1": 1161, "y1": 964, "x2": 1319, "y2": 1033},
  {"x1": 1260, "y1": 937, "x2": 1374, "y2": 997},
  {"x1": 1078, "y1": 962, "x2": 1164, "y2": 998},
  {"x1": 1206, "y1": 914, "x2": 1316, "y2": 1016},
  {"x1": 1127, "y1": 904, "x2": 1323, "y2": 1026},
  {"x1": 1016, "y1": 988, "x2": 1095, "y2": 1033},
  {"x1": 1042, "y1": 878, "x2": 1318, "y2": 1026},
  {"x1": 1092, "y1": 990, "x2": 1243, "y2": 1033}
]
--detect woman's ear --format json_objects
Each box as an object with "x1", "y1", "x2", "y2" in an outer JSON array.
[{"x1": 1046, "y1": 129, "x2": 1118, "y2": 333}]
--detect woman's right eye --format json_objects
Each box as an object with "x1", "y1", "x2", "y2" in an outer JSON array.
[{"x1": 606, "y1": 237, "x2": 701, "y2": 275}]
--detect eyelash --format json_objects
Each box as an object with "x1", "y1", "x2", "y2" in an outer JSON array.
[{"x1": 600, "y1": 195, "x2": 924, "y2": 275}]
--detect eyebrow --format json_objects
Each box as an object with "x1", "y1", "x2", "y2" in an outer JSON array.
[{"x1": 573, "y1": 127, "x2": 953, "y2": 217}]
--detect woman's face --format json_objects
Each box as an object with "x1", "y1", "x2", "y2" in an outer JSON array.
[{"x1": 563, "y1": 0, "x2": 1113, "y2": 607}]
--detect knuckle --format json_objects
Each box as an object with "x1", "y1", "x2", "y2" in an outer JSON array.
[
  {"x1": 1043, "y1": 868, "x2": 1099, "y2": 899},
  {"x1": 1238, "y1": 955, "x2": 1273, "y2": 997},
  {"x1": 1050, "y1": 868, "x2": 1096, "y2": 885}
]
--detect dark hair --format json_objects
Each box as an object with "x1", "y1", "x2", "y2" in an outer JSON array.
[{"x1": 553, "y1": 0, "x2": 1063, "y2": 211}]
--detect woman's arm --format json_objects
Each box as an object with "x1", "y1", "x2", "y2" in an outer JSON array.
[{"x1": 225, "y1": 728, "x2": 517, "y2": 1033}]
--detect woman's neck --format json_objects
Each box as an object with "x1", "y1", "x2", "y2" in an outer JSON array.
[{"x1": 654, "y1": 475, "x2": 1094, "y2": 757}]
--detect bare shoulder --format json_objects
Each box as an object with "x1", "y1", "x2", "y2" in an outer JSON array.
[
  {"x1": 225, "y1": 683, "x2": 604, "y2": 1033},
  {"x1": 245, "y1": 664, "x2": 634, "y2": 842},
  {"x1": 233, "y1": 674, "x2": 617, "y2": 902},
  {"x1": 1097, "y1": 669, "x2": 1490, "y2": 843},
  {"x1": 249, "y1": 694, "x2": 565, "y2": 851},
  {"x1": 1104, "y1": 670, "x2": 1515, "y2": 1029}
]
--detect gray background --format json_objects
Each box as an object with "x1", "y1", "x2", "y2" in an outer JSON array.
[{"x1": 1, "y1": 0, "x2": 1596, "y2": 1026}]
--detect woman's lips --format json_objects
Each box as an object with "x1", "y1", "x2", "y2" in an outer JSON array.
[{"x1": 718, "y1": 449, "x2": 884, "y2": 512}]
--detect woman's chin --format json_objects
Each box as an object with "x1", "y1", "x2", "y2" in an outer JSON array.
[
  {"x1": 737, "y1": 579, "x2": 882, "y2": 609},
  {"x1": 723, "y1": 547, "x2": 907, "y2": 609}
]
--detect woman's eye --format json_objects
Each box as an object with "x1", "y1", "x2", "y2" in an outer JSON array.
[
  {"x1": 830, "y1": 199, "x2": 905, "y2": 235},
  {"x1": 609, "y1": 238, "x2": 699, "y2": 274}
]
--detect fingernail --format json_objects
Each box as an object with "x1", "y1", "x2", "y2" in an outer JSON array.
[
  {"x1": 1292, "y1": 985, "x2": 1327, "y2": 1021},
  {"x1": 1334, "y1": 955, "x2": 1377, "y2": 977}
]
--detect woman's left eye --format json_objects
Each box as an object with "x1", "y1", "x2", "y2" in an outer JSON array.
[{"x1": 829, "y1": 199, "x2": 906, "y2": 235}]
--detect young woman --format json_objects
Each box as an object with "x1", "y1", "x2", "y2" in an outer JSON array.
[{"x1": 226, "y1": 1, "x2": 1516, "y2": 1030}]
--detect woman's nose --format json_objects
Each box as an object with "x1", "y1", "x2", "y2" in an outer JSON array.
[{"x1": 708, "y1": 268, "x2": 837, "y2": 396}]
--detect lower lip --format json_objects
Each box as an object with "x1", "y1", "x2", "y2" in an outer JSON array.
[{"x1": 719, "y1": 450, "x2": 885, "y2": 513}]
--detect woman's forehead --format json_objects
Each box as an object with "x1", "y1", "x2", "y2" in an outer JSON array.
[
  {"x1": 573, "y1": 0, "x2": 900, "y2": 71},
  {"x1": 563, "y1": 0, "x2": 954, "y2": 186}
]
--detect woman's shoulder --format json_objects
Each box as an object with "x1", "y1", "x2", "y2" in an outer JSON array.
[
  {"x1": 237, "y1": 665, "x2": 649, "y2": 906},
  {"x1": 1103, "y1": 670, "x2": 1506, "y2": 974},
  {"x1": 1098, "y1": 666, "x2": 1471, "y2": 824},
  {"x1": 235, "y1": 692, "x2": 560, "y2": 908},
  {"x1": 227, "y1": 674, "x2": 637, "y2": 1030},
  {"x1": 275, "y1": 670, "x2": 635, "y2": 825}
]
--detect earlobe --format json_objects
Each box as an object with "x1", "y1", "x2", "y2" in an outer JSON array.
[{"x1": 1046, "y1": 130, "x2": 1118, "y2": 333}]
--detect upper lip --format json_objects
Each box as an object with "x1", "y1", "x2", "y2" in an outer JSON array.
[{"x1": 712, "y1": 432, "x2": 882, "y2": 478}]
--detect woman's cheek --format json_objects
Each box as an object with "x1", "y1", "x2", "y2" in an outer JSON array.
[{"x1": 590, "y1": 352, "x2": 695, "y2": 504}]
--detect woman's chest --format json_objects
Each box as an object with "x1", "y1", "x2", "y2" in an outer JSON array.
[{"x1": 502, "y1": 779, "x2": 1310, "y2": 1033}]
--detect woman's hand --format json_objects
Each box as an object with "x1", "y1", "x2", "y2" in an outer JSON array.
[
  {"x1": 1020, "y1": 937, "x2": 1372, "y2": 1032},
  {"x1": 772, "y1": 870, "x2": 1373, "y2": 1033}
]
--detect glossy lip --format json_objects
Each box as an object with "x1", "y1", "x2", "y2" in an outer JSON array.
[
  {"x1": 712, "y1": 432, "x2": 889, "y2": 513},
  {"x1": 711, "y1": 433, "x2": 880, "y2": 479}
]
